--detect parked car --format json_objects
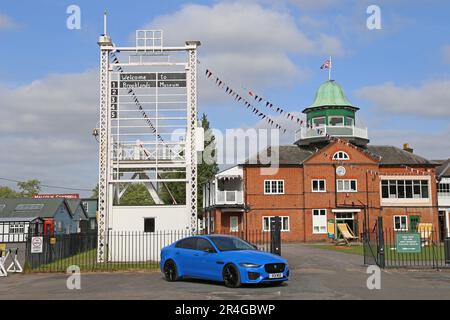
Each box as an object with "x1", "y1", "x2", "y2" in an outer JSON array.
[{"x1": 160, "y1": 234, "x2": 289, "y2": 288}]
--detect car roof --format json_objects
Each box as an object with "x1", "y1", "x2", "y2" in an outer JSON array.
[
  {"x1": 175, "y1": 234, "x2": 238, "y2": 243},
  {"x1": 204, "y1": 234, "x2": 237, "y2": 238}
]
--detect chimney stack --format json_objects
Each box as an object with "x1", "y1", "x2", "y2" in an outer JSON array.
[{"x1": 403, "y1": 143, "x2": 414, "y2": 153}]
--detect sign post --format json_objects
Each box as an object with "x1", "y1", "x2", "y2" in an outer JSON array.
[
  {"x1": 396, "y1": 233, "x2": 421, "y2": 253},
  {"x1": 31, "y1": 236, "x2": 43, "y2": 254}
]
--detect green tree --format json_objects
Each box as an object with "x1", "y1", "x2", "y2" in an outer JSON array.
[
  {"x1": 119, "y1": 184, "x2": 155, "y2": 206},
  {"x1": 197, "y1": 113, "x2": 219, "y2": 215},
  {"x1": 159, "y1": 175, "x2": 186, "y2": 205},
  {"x1": 17, "y1": 179, "x2": 41, "y2": 197},
  {"x1": 91, "y1": 183, "x2": 99, "y2": 198},
  {"x1": 159, "y1": 113, "x2": 218, "y2": 212},
  {"x1": 0, "y1": 186, "x2": 20, "y2": 198}
]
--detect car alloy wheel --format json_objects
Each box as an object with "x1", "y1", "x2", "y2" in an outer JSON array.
[
  {"x1": 164, "y1": 260, "x2": 179, "y2": 282},
  {"x1": 223, "y1": 264, "x2": 241, "y2": 288}
]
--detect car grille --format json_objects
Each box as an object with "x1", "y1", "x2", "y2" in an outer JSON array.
[
  {"x1": 248, "y1": 272, "x2": 260, "y2": 280},
  {"x1": 264, "y1": 263, "x2": 285, "y2": 273}
]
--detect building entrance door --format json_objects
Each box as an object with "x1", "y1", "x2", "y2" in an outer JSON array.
[
  {"x1": 335, "y1": 212, "x2": 355, "y2": 238},
  {"x1": 410, "y1": 215, "x2": 421, "y2": 232}
]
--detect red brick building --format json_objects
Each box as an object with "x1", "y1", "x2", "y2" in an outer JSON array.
[{"x1": 203, "y1": 80, "x2": 439, "y2": 242}]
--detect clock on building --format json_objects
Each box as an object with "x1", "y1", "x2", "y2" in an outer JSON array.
[{"x1": 336, "y1": 166, "x2": 346, "y2": 176}]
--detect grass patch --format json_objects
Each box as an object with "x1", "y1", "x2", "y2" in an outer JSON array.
[
  {"x1": 310, "y1": 243, "x2": 446, "y2": 262},
  {"x1": 384, "y1": 245, "x2": 445, "y2": 262},
  {"x1": 27, "y1": 248, "x2": 160, "y2": 273}
]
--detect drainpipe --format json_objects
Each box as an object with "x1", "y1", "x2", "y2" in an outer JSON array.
[{"x1": 302, "y1": 165, "x2": 306, "y2": 242}]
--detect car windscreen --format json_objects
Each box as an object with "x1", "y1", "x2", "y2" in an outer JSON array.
[{"x1": 208, "y1": 236, "x2": 255, "y2": 252}]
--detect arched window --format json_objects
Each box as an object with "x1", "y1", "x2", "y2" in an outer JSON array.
[{"x1": 333, "y1": 151, "x2": 350, "y2": 160}]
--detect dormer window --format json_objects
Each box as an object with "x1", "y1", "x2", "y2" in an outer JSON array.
[{"x1": 333, "y1": 151, "x2": 349, "y2": 160}]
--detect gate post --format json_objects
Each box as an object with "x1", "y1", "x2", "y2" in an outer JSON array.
[
  {"x1": 270, "y1": 216, "x2": 281, "y2": 255},
  {"x1": 377, "y1": 216, "x2": 385, "y2": 268}
]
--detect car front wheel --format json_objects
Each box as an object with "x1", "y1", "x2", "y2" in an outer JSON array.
[
  {"x1": 163, "y1": 260, "x2": 179, "y2": 282},
  {"x1": 222, "y1": 264, "x2": 241, "y2": 288}
]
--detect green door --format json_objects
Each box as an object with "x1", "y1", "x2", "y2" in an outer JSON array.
[{"x1": 410, "y1": 216, "x2": 420, "y2": 232}]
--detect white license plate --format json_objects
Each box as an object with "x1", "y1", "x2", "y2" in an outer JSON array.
[{"x1": 268, "y1": 273, "x2": 283, "y2": 279}]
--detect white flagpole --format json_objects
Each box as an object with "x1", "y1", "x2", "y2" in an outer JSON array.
[{"x1": 328, "y1": 56, "x2": 332, "y2": 81}]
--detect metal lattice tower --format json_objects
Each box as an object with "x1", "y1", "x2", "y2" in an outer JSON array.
[{"x1": 96, "y1": 15, "x2": 201, "y2": 263}]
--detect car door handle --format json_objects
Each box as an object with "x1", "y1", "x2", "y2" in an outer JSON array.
[
  {"x1": 194, "y1": 253, "x2": 199, "y2": 256},
  {"x1": 175, "y1": 252, "x2": 180, "y2": 255},
  {"x1": 216, "y1": 261, "x2": 224, "y2": 265}
]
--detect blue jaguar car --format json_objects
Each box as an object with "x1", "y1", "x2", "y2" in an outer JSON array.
[{"x1": 160, "y1": 235, "x2": 289, "y2": 288}]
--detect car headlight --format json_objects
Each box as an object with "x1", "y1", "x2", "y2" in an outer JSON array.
[{"x1": 239, "y1": 263, "x2": 261, "y2": 268}]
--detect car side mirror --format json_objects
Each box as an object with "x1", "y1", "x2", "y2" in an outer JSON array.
[
  {"x1": 204, "y1": 248, "x2": 215, "y2": 254},
  {"x1": 252, "y1": 244, "x2": 258, "y2": 250}
]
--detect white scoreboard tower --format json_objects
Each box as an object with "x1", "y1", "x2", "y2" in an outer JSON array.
[{"x1": 97, "y1": 17, "x2": 201, "y2": 262}]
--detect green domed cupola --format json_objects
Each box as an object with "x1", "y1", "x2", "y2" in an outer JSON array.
[
  {"x1": 295, "y1": 80, "x2": 369, "y2": 147},
  {"x1": 303, "y1": 80, "x2": 359, "y2": 127},
  {"x1": 309, "y1": 80, "x2": 354, "y2": 108}
]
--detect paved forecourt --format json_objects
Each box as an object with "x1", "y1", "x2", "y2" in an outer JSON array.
[{"x1": 1, "y1": 244, "x2": 450, "y2": 300}]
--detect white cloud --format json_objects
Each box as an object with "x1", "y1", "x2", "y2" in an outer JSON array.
[
  {"x1": 141, "y1": 1, "x2": 344, "y2": 103},
  {"x1": 0, "y1": 14, "x2": 16, "y2": 30},
  {"x1": 370, "y1": 128, "x2": 450, "y2": 160},
  {"x1": 354, "y1": 80, "x2": 450, "y2": 117},
  {"x1": 0, "y1": 70, "x2": 99, "y2": 195}
]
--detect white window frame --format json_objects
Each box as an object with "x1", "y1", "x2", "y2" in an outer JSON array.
[
  {"x1": 264, "y1": 180, "x2": 285, "y2": 195},
  {"x1": 312, "y1": 116, "x2": 326, "y2": 127},
  {"x1": 332, "y1": 151, "x2": 350, "y2": 160},
  {"x1": 337, "y1": 179, "x2": 357, "y2": 192},
  {"x1": 90, "y1": 219, "x2": 96, "y2": 230},
  {"x1": 230, "y1": 216, "x2": 239, "y2": 232},
  {"x1": 381, "y1": 179, "x2": 430, "y2": 200},
  {"x1": 346, "y1": 116, "x2": 354, "y2": 126},
  {"x1": 262, "y1": 216, "x2": 290, "y2": 232},
  {"x1": 9, "y1": 223, "x2": 25, "y2": 234},
  {"x1": 312, "y1": 209, "x2": 327, "y2": 234},
  {"x1": 393, "y1": 215, "x2": 408, "y2": 231},
  {"x1": 311, "y1": 179, "x2": 326, "y2": 192},
  {"x1": 329, "y1": 116, "x2": 344, "y2": 126},
  {"x1": 82, "y1": 202, "x2": 89, "y2": 213},
  {"x1": 438, "y1": 182, "x2": 450, "y2": 196}
]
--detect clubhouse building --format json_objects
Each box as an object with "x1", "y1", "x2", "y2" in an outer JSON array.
[{"x1": 202, "y1": 80, "x2": 444, "y2": 241}]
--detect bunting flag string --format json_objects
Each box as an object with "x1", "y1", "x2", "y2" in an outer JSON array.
[
  {"x1": 110, "y1": 52, "x2": 163, "y2": 142},
  {"x1": 203, "y1": 65, "x2": 384, "y2": 158},
  {"x1": 203, "y1": 64, "x2": 432, "y2": 178},
  {"x1": 205, "y1": 68, "x2": 287, "y2": 133}
]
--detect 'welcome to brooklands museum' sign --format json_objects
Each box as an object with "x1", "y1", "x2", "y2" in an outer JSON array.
[
  {"x1": 395, "y1": 232, "x2": 421, "y2": 253},
  {"x1": 118, "y1": 72, "x2": 186, "y2": 88}
]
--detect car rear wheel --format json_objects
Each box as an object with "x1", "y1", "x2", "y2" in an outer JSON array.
[
  {"x1": 223, "y1": 264, "x2": 241, "y2": 288},
  {"x1": 164, "y1": 260, "x2": 179, "y2": 282}
]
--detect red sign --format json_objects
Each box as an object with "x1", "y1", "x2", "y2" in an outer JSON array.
[{"x1": 33, "y1": 194, "x2": 80, "y2": 199}]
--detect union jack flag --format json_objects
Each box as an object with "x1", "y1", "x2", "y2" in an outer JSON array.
[{"x1": 320, "y1": 59, "x2": 331, "y2": 69}]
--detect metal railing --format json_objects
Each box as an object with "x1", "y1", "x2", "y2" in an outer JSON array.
[
  {"x1": 215, "y1": 190, "x2": 244, "y2": 205},
  {"x1": 295, "y1": 125, "x2": 368, "y2": 141},
  {"x1": 24, "y1": 229, "x2": 274, "y2": 272},
  {"x1": 364, "y1": 225, "x2": 450, "y2": 269},
  {"x1": 383, "y1": 228, "x2": 450, "y2": 269}
]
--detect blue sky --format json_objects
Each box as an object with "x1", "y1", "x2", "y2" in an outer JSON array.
[{"x1": 0, "y1": 0, "x2": 449, "y2": 195}]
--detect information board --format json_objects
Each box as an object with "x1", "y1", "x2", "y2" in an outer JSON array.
[{"x1": 396, "y1": 233, "x2": 421, "y2": 253}]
